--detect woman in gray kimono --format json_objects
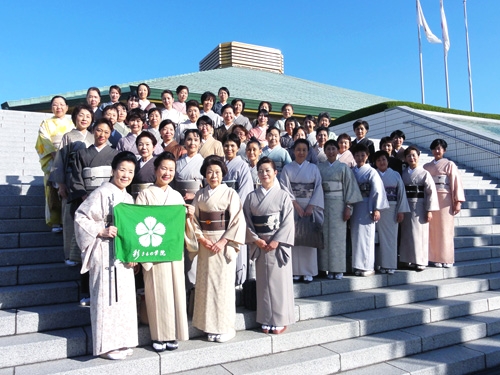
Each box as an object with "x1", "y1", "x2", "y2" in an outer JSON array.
[{"x1": 244, "y1": 157, "x2": 295, "y2": 334}]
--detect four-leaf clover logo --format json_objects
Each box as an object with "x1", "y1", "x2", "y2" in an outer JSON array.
[{"x1": 136, "y1": 216, "x2": 165, "y2": 247}]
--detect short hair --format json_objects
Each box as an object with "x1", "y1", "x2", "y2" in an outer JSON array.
[
  {"x1": 336, "y1": 133, "x2": 352, "y2": 145},
  {"x1": 318, "y1": 112, "x2": 331, "y2": 123},
  {"x1": 94, "y1": 117, "x2": 113, "y2": 131},
  {"x1": 127, "y1": 93, "x2": 139, "y2": 102},
  {"x1": 161, "y1": 89, "x2": 174, "y2": 98},
  {"x1": 201, "y1": 91, "x2": 216, "y2": 103},
  {"x1": 430, "y1": 138, "x2": 448, "y2": 150},
  {"x1": 186, "y1": 100, "x2": 200, "y2": 111},
  {"x1": 136, "y1": 131, "x2": 158, "y2": 147},
  {"x1": 184, "y1": 128, "x2": 201, "y2": 139},
  {"x1": 154, "y1": 151, "x2": 176, "y2": 169},
  {"x1": 137, "y1": 83, "x2": 151, "y2": 97},
  {"x1": 324, "y1": 139, "x2": 339, "y2": 150},
  {"x1": 159, "y1": 119, "x2": 176, "y2": 131},
  {"x1": 231, "y1": 98, "x2": 245, "y2": 111},
  {"x1": 200, "y1": 155, "x2": 227, "y2": 177},
  {"x1": 390, "y1": 129, "x2": 406, "y2": 140},
  {"x1": 197, "y1": 115, "x2": 213, "y2": 128},
  {"x1": 281, "y1": 103, "x2": 293, "y2": 112},
  {"x1": 266, "y1": 126, "x2": 280, "y2": 136},
  {"x1": 221, "y1": 103, "x2": 235, "y2": 114},
  {"x1": 257, "y1": 156, "x2": 276, "y2": 171},
  {"x1": 113, "y1": 102, "x2": 127, "y2": 112},
  {"x1": 258, "y1": 101, "x2": 272, "y2": 112},
  {"x1": 379, "y1": 136, "x2": 393, "y2": 149},
  {"x1": 222, "y1": 132, "x2": 241, "y2": 148},
  {"x1": 292, "y1": 126, "x2": 306, "y2": 138},
  {"x1": 176, "y1": 85, "x2": 189, "y2": 94},
  {"x1": 303, "y1": 115, "x2": 317, "y2": 125},
  {"x1": 257, "y1": 109, "x2": 269, "y2": 117},
  {"x1": 71, "y1": 103, "x2": 94, "y2": 124},
  {"x1": 111, "y1": 151, "x2": 136, "y2": 170},
  {"x1": 50, "y1": 95, "x2": 67, "y2": 105},
  {"x1": 293, "y1": 138, "x2": 310, "y2": 151},
  {"x1": 285, "y1": 117, "x2": 299, "y2": 128},
  {"x1": 109, "y1": 85, "x2": 121, "y2": 95},
  {"x1": 126, "y1": 108, "x2": 146, "y2": 123},
  {"x1": 351, "y1": 144, "x2": 370, "y2": 156},
  {"x1": 404, "y1": 145, "x2": 420, "y2": 157},
  {"x1": 218, "y1": 87, "x2": 230, "y2": 96},
  {"x1": 102, "y1": 105, "x2": 118, "y2": 117},
  {"x1": 373, "y1": 150, "x2": 390, "y2": 163},
  {"x1": 87, "y1": 87, "x2": 101, "y2": 97},
  {"x1": 148, "y1": 107, "x2": 161, "y2": 118},
  {"x1": 232, "y1": 124, "x2": 248, "y2": 137},
  {"x1": 247, "y1": 137, "x2": 262, "y2": 150},
  {"x1": 353, "y1": 119, "x2": 369, "y2": 131},
  {"x1": 316, "y1": 126, "x2": 329, "y2": 136}
]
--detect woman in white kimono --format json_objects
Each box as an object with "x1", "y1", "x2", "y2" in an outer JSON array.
[
  {"x1": 318, "y1": 140, "x2": 363, "y2": 280},
  {"x1": 400, "y1": 146, "x2": 439, "y2": 271},
  {"x1": 280, "y1": 139, "x2": 324, "y2": 283},
  {"x1": 351, "y1": 144, "x2": 389, "y2": 277},
  {"x1": 373, "y1": 150, "x2": 410, "y2": 274},
  {"x1": 136, "y1": 152, "x2": 192, "y2": 351},
  {"x1": 244, "y1": 157, "x2": 295, "y2": 334},
  {"x1": 423, "y1": 139, "x2": 465, "y2": 268},
  {"x1": 189, "y1": 155, "x2": 246, "y2": 343},
  {"x1": 74, "y1": 151, "x2": 139, "y2": 360}
]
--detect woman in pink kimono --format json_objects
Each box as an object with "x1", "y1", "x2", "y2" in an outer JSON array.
[{"x1": 423, "y1": 139, "x2": 465, "y2": 268}]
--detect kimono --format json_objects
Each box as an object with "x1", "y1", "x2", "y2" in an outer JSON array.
[
  {"x1": 199, "y1": 136, "x2": 224, "y2": 158},
  {"x1": 280, "y1": 134, "x2": 294, "y2": 149},
  {"x1": 161, "y1": 108, "x2": 185, "y2": 125},
  {"x1": 147, "y1": 127, "x2": 162, "y2": 143},
  {"x1": 224, "y1": 156, "x2": 255, "y2": 285},
  {"x1": 51, "y1": 129, "x2": 93, "y2": 260},
  {"x1": 351, "y1": 164, "x2": 389, "y2": 272},
  {"x1": 313, "y1": 145, "x2": 327, "y2": 163},
  {"x1": 393, "y1": 147, "x2": 406, "y2": 162},
  {"x1": 248, "y1": 126, "x2": 268, "y2": 146},
  {"x1": 74, "y1": 182, "x2": 138, "y2": 356},
  {"x1": 400, "y1": 167, "x2": 439, "y2": 266},
  {"x1": 338, "y1": 150, "x2": 356, "y2": 168},
  {"x1": 280, "y1": 161, "x2": 324, "y2": 277},
  {"x1": 190, "y1": 184, "x2": 246, "y2": 334},
  {"x1": 375, "y1": 168, "x2": 410, "y2": 270},
  {"x1": 249, "y1": 164, "x2": 260, "y2": 190},
  {"x1": 423, "y1": 159, "x2": 465, "y2": 264},
  {"x1": 172, "y1": 101, "x2": 186, "y2": 115},
  {"x1": 35, "y1": 116, "x2": 74, "y2": 226},
  {"x1": 113, "y1": 122, "x2": 130, "y2": 138},
  {"x1": 234, "y1": 114, "x2": 252, "y2": 131},
  {"x1": 261, "y1": 145, "x2": 292, "y2": 174},
  {"x1": 214, "y1": 123, "x2": 234, "y2": 142},
  {"x1": 162, "y1": 140, "x2": 186, "y2": 161},
  {"x1": 351, "y1": 137, "x2": 376, "y2": 162},
  {"x1": 130, "y1": 157, "x2": 156, "y2": 198},
  {"x1": 136, "y1": 185, "x2": 189, "y2": 342},
  {"x1": 244, "y1": 183, "x2": 295, "y2": 327},
  {"x1": 116, "y1": 133, "x2": 164, "y2": 156},
  {"x1": 318, "y1": 160, "x2": 363, "y2": 273},
  {"x1": 175, "y1": 120, "x2": 197, "y2": 144},
  {"x1": 200, "y1": 110, "x2": 222, "y2": 129}
]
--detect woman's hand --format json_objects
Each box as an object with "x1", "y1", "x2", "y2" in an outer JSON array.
[
  {"x1": 125, "y1": 262, "x2": 137, "y2": 269},
  {"x1": 304, "y1": 205, "x2": 314, "y2": 217},
  {"x1": 427, "y1": 211, "x2": 433, "y2": 222},
  {"x1": 264, "y1": 240, "x2": 279, "y2": 252},
  {"x1": 99, "y1": 226, "x2": 117, "y2": 238},
  {"x1": 184, "y1": 192, "x2": 195, "y2": 202},
  {"x1": 372, "y1": 210, "x2": 380, "y2": 222},
  {"x1": 396, "y1": 212, "x2": 405, "y2": 223},
  {"x1": 210, "y1": 238, "x2": 228, "y2": 254},
  {"x1": 255, "y1": 238, "x2": 267, "y2": 250},
  {"x1": 343, "y1": 206, "x2": 352, "y2": 222},
  {"x1": 293, "y1": 201, "x2": 305, "y2": 217},
  {"x1": 184, "y1": 204, "x2": 195, "y2": 219},
  {"x1": 199, "y1": 237, "x2": 214, "y2": 249},
  {"x1": 58, "y1": 183, "x2": 68, "y2": 200},
  {"x1": 453, "y1": 201, "x2": 461, "y2": 215}
]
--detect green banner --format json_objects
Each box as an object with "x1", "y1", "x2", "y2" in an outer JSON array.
[{"x1": 114, "y1": 203, "x2": 186, "y2": 263}]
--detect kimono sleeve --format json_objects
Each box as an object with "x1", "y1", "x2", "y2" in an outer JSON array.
[
  {"x1": 370, "y1": 169, "x2": 389, "y2": 212},
  {"x1": 424, "y1": 170, "x2": 440, "y2": 212},
  {"x1": 449, "y1": 161, "x2": 465, "y2": 204},
  {"x1": 221, "y1": 188, "x2": 246, "y2": 246},
  {"x1": 343, "y1": 166, "x2": 363, "y2": 205},
  {"x1": 395, "y1": 172, "x2": 410, "y2": 214}
]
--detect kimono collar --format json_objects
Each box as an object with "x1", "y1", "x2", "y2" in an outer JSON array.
[
  {"x1": 260, "y1": 180, "x2": 278, "y2": 196},
  {"x1": 407, "y1": 167, "x2": 416, "y2": 175},
  {"x1": 93, "y1": 144, "x2": 107, "y2": 152}
]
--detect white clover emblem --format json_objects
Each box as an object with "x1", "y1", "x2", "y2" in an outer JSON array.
[{"x1": 136, "y1": 216, "x2": 166, "y2": 247}]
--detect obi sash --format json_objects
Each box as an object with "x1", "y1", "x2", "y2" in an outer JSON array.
[
  {"x1": 322, "y1": 181, "x2": 343, "y2": 198},
  {"x1": 252, "y1": 213, "x2": 280, "y2": 234},
  {"x1": 433, "y1": 175, "x2": 450, "y2": 190},
  {"x1": 405, "y1": 185, "x2": 424, "y2": 199},
  {"x1": 291, "y1": 182, "x2": 314, "y2": 199},
  {"x1": 358, "y1": 182, "x2": 371, "y2": 198},
  {"x1": 384, "y1": 186, "x2": 398, "y2": 202},
  {"x1": 199, "y1": 210, "x2": 230, "y2": 231},
  {"x1": 82, "y1": 166, "x2": 112, "y2": 191}
]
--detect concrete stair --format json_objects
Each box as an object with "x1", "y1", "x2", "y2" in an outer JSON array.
[{"x1": 1, "y1": 111, "x2": 500, "y2": 374}]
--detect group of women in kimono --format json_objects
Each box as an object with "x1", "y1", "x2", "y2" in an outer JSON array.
[{"x1": 35, "y1": 89, "x2": 464, "y2": 360}]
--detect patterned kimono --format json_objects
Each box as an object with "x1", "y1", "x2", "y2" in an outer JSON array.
[
  {"x1": 351, "y1": 164, "x2": 389, "y2": 272},
  {"x1": 136, "y1": 185, "x2": 189, "y2": 342},
  {"x1": 423, "y1": 158, "x2": 465, "y2": 264},
  {"x1": 375, "y1": 168, "x2": 410, "y2": 270},
  {"x1": 74, "y1": 182, "x2": 138, "y2": 356},
  {"x1": 190, "y1": 184, "x2": 246, "y2": 334},
  {"x1": 318, "y1": 160, "x2": 363, "y2": 273},
  {"x1": 244, "y1": 183, "x2": 295, "y2": 327},
  {"x1": 280, "y1": 161, "x2": 324, "y2": 277},
  {"x1": 35, "y1": 116, "x2": 74, "y2": 226}
]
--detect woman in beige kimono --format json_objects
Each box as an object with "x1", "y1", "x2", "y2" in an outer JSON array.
[
  {"x1": 197, "y1": 115, "x2": 224, "y2": 158},
  {"x1": 423, "y1": 139, "x2": 465, "y2": 267},
  {"x1": 74, "y1": 151, "x2": 138, "y2": 360},
  {"x1": 136, "y1": 152, "x2": 193, "y2": 351},
  {"x1": 189, "y1": 155, "x2": 246, "y2": 343}
]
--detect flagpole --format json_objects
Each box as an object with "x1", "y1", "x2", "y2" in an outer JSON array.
[
  {"x1": 417, "y1": 0, "x2": 425, "y2": 104},
  {"x1": 463, "y1": 0, "x2": 474, "y2": 111},
  {"x1": 441, "y1": 0, "x2": 451, "y2": 108}
]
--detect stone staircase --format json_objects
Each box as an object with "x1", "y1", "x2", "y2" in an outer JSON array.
[{"x1": 1, "y1": 109, "x2": 499, "y2": 374}]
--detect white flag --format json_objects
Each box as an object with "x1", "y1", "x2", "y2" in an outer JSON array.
[
  {"x1": 440, "y1": 0, "x2": 450, "y2": 54},
  {"x1": 417, "y1": 0, "x2": 442, "y2": 44}
]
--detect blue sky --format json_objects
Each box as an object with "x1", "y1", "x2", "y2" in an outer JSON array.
[{"x1": 0, "y1": 0, "x2": 498, "y2": 114}]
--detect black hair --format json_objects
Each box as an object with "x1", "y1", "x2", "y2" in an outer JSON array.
[
  {"x1": 281, "y1": 103, "x2": 293, "y2": 112},
  {"x1": 218, "y1": 87, "x2": 230, "y2": 96},
  {"x1": 148, "y1": 107, "x2": 161, "y2": 117},
  {"x1": 351, "y1": 144, "x2": 370, "y2": 155},
  {"x1": 184, "y1": 128, "x2": 201, "y2": 139},
  {"x1": 373, "y1": 150, "x2": 390, "y2": 163},
  {"x1": 293, "y1": 138, "x2": 310, "y2": 151},
  {"x1": 258, "y1": 101, "x2": 272, "y2": 112},
  {"x1": 379, "y1": 136, "x2": 393, "y2": 149},
  {"x1": 231, "y1": 98, "x2": 245, "y2": 111},
  {"x1": 94, "y1": 117, "x2": 114, "y2": 131},
  {"x1": 109, "y1": 85, "x2": 121, "y2": 95},
  {"x1": 111, "y1": 151, "x2": 137, "y2": 170},
  {"x1": 161, "y1": 89, "x2": 174, "y2": 98},
  {"x1": 430, "y1": 138, "x2": 448, "y2": 150},
  {"x1": 257, "y1": 156, "x2": 276, "y2": 171},
  {"x1": 197, "y1": 115, "x2": 213, "y2": 128},
  {"x1": 102, "y1": 105, "x2": 118, "y2": 116},
  {"x1": 126, "y1": 108, "x2": 146, "y2": 123},
  {"x1": 176, "y1": 85, "x2": 189, "y2": 94},
  {"x1": 201, "y1": 91, "x2": 216, "y2": 103},
  {"x1": 135, "y1": 131, "x2": 158, "y2": 147},
  {"x1": 353, "y1": 119, "x2": 369, "y2": 131},
  {"x1": 292, "y1": 126, "x2": 306, "y2": 138},
  {"x1": 266, "y1": 126, "x2": 280, "y2": 136},
  {"x1": 404, "y1": 145, "x2": 420, "y2": 157},
  {"x1": 316, "y1": 126, "x2": 329, "y2": 135},
  {"x1": 222, "y1": 132, "x2": 241, "y2": 148},
  {"x1": 257, "y1": 109, "x2": 269, "y2": 117},
  {"x1": 336, "y1": 133, "x2": 352, "y2": 145},
  {"x1": 390, "y1": 129, "x2": 406, "y2": 140},
  {"x1": 200, "y1": 155, "x2": 228, "y2": 177},
  {"x1": 324, "y1": 139, "x2": 339, "y2": 150},
  {"x1": 221, "y1": 103, "x2": 235, "y2": 114},
  {"x1": 246, "y1": 137, "x2": 262, "y2": 149},
  {"x1": 50, "y1": 95, "x2": 67, "y2": 105},
  {"x1": 154, "y1": 151, "x2": 176, "y2": 169},
  {"x1": 137, "y1": 83, "x2": 151, "y2": 97},
  {"x1": 87, "y1": 87, "x2": 101, "y2": 97},
  {"x1": 159, "y1": 119, "x2": 176, "y2": 131},
  {"x1": 71, "y1": 103, "x2": 94, "y2": 124},
  {"x1": 186, "y1": 99, "x2": 200, "y2": 111}
]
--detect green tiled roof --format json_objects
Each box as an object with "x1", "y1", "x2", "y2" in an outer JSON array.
[{"x1": 2, "y1": 67, "x2": 391, "y2": 118}]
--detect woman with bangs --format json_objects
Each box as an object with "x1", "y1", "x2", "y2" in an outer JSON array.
[
  {"x1": 159, "y1": 119, "x2": 186, "y2": 161},
  {"x1": 336, "y1": 133, "x2": 355, "y2": 168}
]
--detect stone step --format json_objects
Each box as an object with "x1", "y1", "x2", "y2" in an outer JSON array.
[
  {"x1": 0, "y1": 263, "x2": 80, "y2": 286},
  {"x1": 0, "y1": 231, "x2": 64, "y2": 250},
  {"x1": 0, "y1": 281, "x2": 78, "y2": 310},
  {"x1": 455, "y1": 224, "x2": 500, "y2": 236},
  {"x1": 455, "y1": 246, "x2": 500, "y2": 262},
  {"x1": 454, "y1": 234, "x2": 500, "y2": 248},
  {"x1": 454, "y1": 216, "x2": 500, "y2": 226},
  {"x1": 0, "y1": 218, "x2": 49, "y2": 234},
  {"x1": 459, "y1": 208, "x2": 500, "y2": 217},
  {"x1": 0, "y1": 205, "x2": 45, "y2": 219},
  {"x1": 0, "y1": 195, "x2": 44, "y2": 207},
  {"x1": 0, "y1": 246, "x2": 64, "y2": 266},
  {"x1": 0, "y1": 184, "x2": 44, "y2": 196}
]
